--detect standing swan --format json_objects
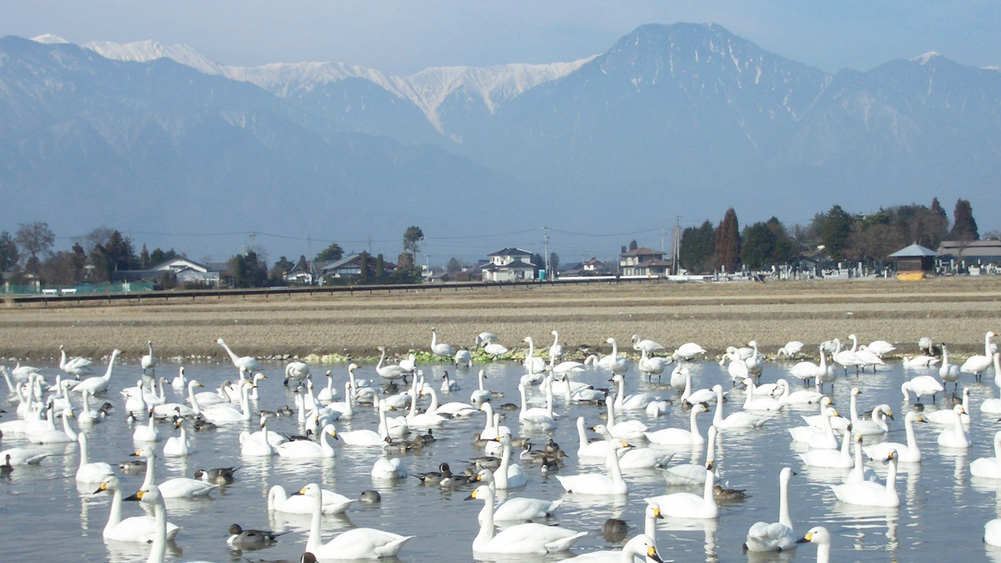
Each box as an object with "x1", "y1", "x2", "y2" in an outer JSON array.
[
  {"x1": 300, "y1": 483, "x2": 413, "y2": 559},
  {"x1": 59, "y1": 345, "x2": 93, "y2": 378},
  {"x1": 744, "y1": 467, "x2": 797, "y2": 551},
  {"x1": 430, "y1": 327, "x2": 455, "y2": 359},
  {"x1": 216, "y1": 338, "x2": 259, "y2": 372},
  {"x1": 141, "y1": 341, "x2": 157, "y2": 376}
]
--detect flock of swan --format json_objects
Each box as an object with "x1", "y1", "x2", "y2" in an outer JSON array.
[{"x1": 3, "y1": 330, "x2": 1001, "y2": 563}]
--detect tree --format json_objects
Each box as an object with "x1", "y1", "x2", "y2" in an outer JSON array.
[
  {"x1": 270, "y1": 256, "x2": 295, "y2": 282},
  {"x1": 70, "y1": 243, "x2": 87, "y2": 283},
  {"x1": 679, "y1": 220, "x2": 715, "y2": 273},
  {"x1": 818, "y1": 205, "x2": 854, "y2": 262},
  {"x1": 951, "y1": 199, "x2": 979, "y2": 241},
  {"x1": 0, "y1": 231, "x2": 18, "y2": 278},
  {"x1": 446, "y1": 258, "x2": 463, "y2": 274},
  {"x1": 376, "y1": 254, "x2": 385, "y2": 281},
  {"x1": 315, "y1": 242, "x2": 343, "y2": 262},
  {"x1": 740, "y1": 222, "x2": 777, "y2": 269},
  {"x1": 549, "y1": 252, "x2": 560, "y2": 273},
  {"x1": 403, "y1": 226, "x2": 424, "y2": 271},
  {"x1": 149, "y1": 248, "x2": 178, "y2": 265},
  {"x1": 16, "y1": 222, "x2": 55, "y2": 278},
  {"x1": 628, "y1": 239, "x2": 638, "y2": 251},
  {"x1": 83, "y1": 227, "x2": 115, "y2": 253},
  {"x1": 227, "y1": 251, "x2": 267, "y2": 288},
  {"x1": 359, "y1": 252, "x2": 371, "y2": 283},
  {"x1": 713, "y1": 208, "x2": 741, "y2": 273},
  {"x1": 90, "y1": 244, "x2": 112, "y2": 283},
  {"x1": 104, "y1": 231, "x2": 136, "y2": 272},
  {"x1": 139, "y1": 244, "x2": 150, "y2": 268}
]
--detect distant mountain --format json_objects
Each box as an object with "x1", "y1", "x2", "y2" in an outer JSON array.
[{"x1": 4, "y1": 23, "x2": 1001, "y2": 260}]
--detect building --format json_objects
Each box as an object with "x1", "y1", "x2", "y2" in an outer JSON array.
[
  {"x1": 114, "y1": 257, "x2": 222, "y2": 287},
  {"x1": 936, "y1": 240, "x2": 1001, "y2": 264},
  {"x1": 319, "y1": 253, "x2": 395, "y2": 280},
  {"x1": 888, "y1": 244, "x2": 938, "y2": 279},
  {"x1": 619, "y1": 247, "x2": 671, "y2": 277},
  {"x1": 482, "y1": 248, "x2": 537, "y2": 282}
]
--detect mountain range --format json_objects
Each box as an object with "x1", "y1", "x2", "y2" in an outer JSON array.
[{"x1": 4, "y1": 24, "x2": 1001, "y2": 261}]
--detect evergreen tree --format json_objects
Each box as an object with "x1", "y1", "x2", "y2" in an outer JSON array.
[
  {"x1": 740, "y1": 222, "x2": 776, "y2": 269},
  {"x1": 950, "y1": 199, "x2": 979, "y2": 241},
  {"x1": 359, "y1": 252, "x2": 370, "y2": 283},
  {"x1": 679, "y1": 220, "x2": 715, "y2": 273},
  {"x1": 628, "y1": 239, "x2": 638, "y2": 251},
  {"x1": 819, "y1": 205, "x2": 854, "y2": 262},
  {"x1": 70, "y1": 243, "x2": 87, "y2": 282},
  {"x1": 376, "y1": 254, "x2": 385, "y2": 281},
  {"x1": 447, "y1": 258, "x2": 462, "y2": 273},
  {"x1": 0, "y1": 231, "x2": 18, "y2": 275},
  {"x1": 714, "y1": 208, "x2": 741, "y2": 273},
  {"x1": 315, "y1": 243, "x2": 343, "y2": 262},
  {"x1": 140, "y1": 244, "x2": 150, "y2": 268},
  {"x1": 403, "y1": 226, "x2": 424, "y2": 271}
]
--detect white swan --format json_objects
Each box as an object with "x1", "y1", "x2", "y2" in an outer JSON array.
[
  {"x1": 556, "y1": 441, "x2": 628, "y2": 495},
  {"x1": 742, "y1": 378, "x2": 785, "y2": 412},
  {"x1": 521, "y1": 336, "x2": 548, "y2": 374},
  {"x1": 744, "y1": 467, "x2": 797, "y2": 551},
  {"x1": 644, "y1": 402, "x2": 708, "y2": 445},
  {"x1": 775, "y1": 379, "x2": 825, "y2": 405},
  {"x1": 141, "y1": 340, "x2": 158, "y2": 376},
  {"x1": 788, "y1": 407, "x2": 840, "y2": 449},
  {"x1": 960, "y1": 331, "x2": 995, "y2": 383},
  {"x1": 901, "y1": 376, "x2": 944, "y2": 403},
  {"x1": 593, "y1": 337, "x2": 629, "y2": 374},
  {"x1": 925, "y1": 387, "x2": 970, "y2": 425},
  {"x1": 797, "y1": 527, "x2": 832, "y2": 563},
  {"x1": 936, "y1": 405, "x2": 970, "y2": 448},
  {"x1": 98, "y1": 476, "x2": 180, "y2": 543},
  {"x1": 71, "y1": 349, "x2": 121, "y2": 395},
  {"x1": 939, "y1": 345, "x2": 962, "y2": 390},
  {"x1": 591, "y1": 424, "x2": 671, "y2": 469},
  {"x1": 845, "y1": 434, "x2": 878, "y2": 484},
  {"x1": 120, "y1": 487, "x2": 177, "y2": 563},
  {"x1": 789, "y1": 348, "x2": 828, "y2": 388},
  {"x1": 473, "y1": 469, "x2": 562, "y2": 522},
  {"x1": 711, "y1": 385, "x2": 767, "y2": 429},
  {"x1": 611, "y1": 374, "x2": 659, "y2": 410},
  {"x1": 59, "y1": 344, "x2": 93, "y2": 377},
  {"x1": 216, "y1": 338, "x2": 259, "y2": 371},
  {"x1": 832, "y1": 338, "x2": 864, "y2": 376},
  {"x1": 561, "y1": 534, "x2": 664, "y2": 563},
  {"x1": 645, "y1": 462, "x2": 718, "y2": 518},
  {"x1": 198, "y1": 380, "x2": 252, "y2": 423},
  {"x1": 830, "y1": 451, "x2": 899, "y2": 507},
  {"x1": 863, "y1": 411, "x2": 926, "y2": 463},
  {"x1": 632, "y1": 334, "x2": 665, "y2": 355},
  {"x1": 664, "y1": 425, "x2": 718, "y2": 485},
  {"x1": 576, "y1": 416, "x2": 624, "y2": 459},
  {"x1": 276, "y1": 424, "x2": 338, "y2": 458},
  {"x1": 284, "y1": 361, "x2": 310, "y2": 384},
  {"x1": 777, "y1": 341, "x2": 805, "y2": 359},
  {"x1": 851, "y1": 404, "x2": 893, "y2": 436},
  {"x1": 371, "y1": 457, "x2": 408, "y2": 480},
  {"x1": 800, "y1": 429, "x2": 853, "y2": 469},
  {"x1": 680, "y1": 369, "x2": 716, "y2": 405},
  {"x1": 135, "y1": 447, "x2": 216, "y2": 498},
  {"x1": 170, "y1": 366, "x2": 186, "y2": 392},
  {"x1": 971, "y1": 431, "x2": 1001, "y2": 478},
  {"x1": 162, "y1": 419, "x2": 194, "y2": 457},
  {"x1": 549, "y1": 330, "x2": 566, "y2": 360},
  {"x1": 492, "y1": 434, "x2": 528, "y2": 489},
  {"x1": 466, "y1": 485, "x2": 585, "y2": 554},
  {"x1": 518, "y1": 381, "x2": 556, "y2": 430},
  {"x1": 430, "y1": 327, "x2": 455, "y2": 359},
  {"x1": 267, "y1": 484, "x2": 352, "y2": 515},
  {"x1": 301, "y1": 483, "x2": 413, "y2": 559},
  {"x1": 376, "y1": 347, "x2": 409, "y2": 381},
  {"x1": 638, "y1": 349, "x2": 669, "y2": 380},
  {"x1": 76, "y1": 431, "x2": 114, "y2": 482},
  {"x1": 673, "y1": 342, "x2": 706, "y2": 361}
]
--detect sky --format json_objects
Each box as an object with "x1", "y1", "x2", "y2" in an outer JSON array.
[{"x1": 3, "y1": 1, "x2": 1000, "y2": 76}]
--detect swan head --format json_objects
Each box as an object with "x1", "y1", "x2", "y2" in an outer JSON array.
[
  {"x1": 348, "y1": 363, "x2": 359, "y2": 372},
  {"x1": 94, "y1": 475, "x2": 120, "y2": 494},
  {"x1": 954, "y1": 404, "x2": 967, "y2": 414},
  {"x1": 216, "y1": 338, "x2": 225, "y2": 345},
  {"x1": 645, "y1": 502, "x2": 663, "y2": 519},
  {"x1": 797, "y1": 526, "x2": 831, "y2": 546},
  {"x1": 464, "y1": 485, "x2": 492, "y2": 501},
  {"x1": 605, "y1": 337, "x2": 616, "y2": 344},
  {"x1": 297, "y1": 483, "x2": 322, "y2": 498},
  {"x1": 883, "y1": 450, "x2": 898, "y2": 463},
  {"x1": 989, "y1": 331, "x2": 996, "y2": 339}
]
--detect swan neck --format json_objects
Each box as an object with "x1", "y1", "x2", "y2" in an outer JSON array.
[
  {"x1": 147, "y1": 495, "x2": 166, "y2": 563},
  {"x1": 106, "y1": 486, "x2": 123, "y2": 533},
  {"x1": 475, "y1": 488, "x2": 496, "y2": 547},
  {"x1": 905, "y1": 417, "x2": 918, "y2": 449},
  {"x1": 778, "y1": 472, "x2": 792, "y2": 529},
  {"x1": 817, "y1": 542, "x2": 831, "y2": 563},
  {"x1": 141, "y1": 455, "x2": 155, "y2": 490},
  {"x1": 307, "y1": 488, "x2": 322, "y2": 554},
  {"x1": 689, "y1": 407, "x2": 701, "y2": 436},
  {"x1": 79, "y1": 433, "x2": 89, "y2": 466}
]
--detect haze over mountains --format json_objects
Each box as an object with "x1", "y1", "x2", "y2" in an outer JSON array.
[{"x1": 4, "y1": 24, "x2": 1000, "y2": 260}]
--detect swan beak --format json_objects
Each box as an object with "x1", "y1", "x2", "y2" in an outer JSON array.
[
  {"x1": 464, "y1": 490, "x2": 478, "y2": 501},
  {"x1": 93, "y1": 482, "x2": 109, "y2": 494},
  {"x1": 653, "y1": 508, "x2": 663, "y2": 519},
  {"x1": 124, "y1": 490, "x2": 147, "y2": 501},
  {"x1": 130, "y1": 450, "x2": 141, "y2": 457},
  {"x1": 886, "y1": 411, "x2": 895, "y2": 420},
  {"x1": 329, "y1": 430, "x2": 339, "y2": 440},
  {"x1": 297, "y1": 487, "x2": 308, "y2": 495},
  {"x1": 917, "y1": 416, "x2": 928, "y2": 423},
  {"x1": 883, "y1": 452, "x2": 896, "y2": 463},
  {"x1": 706, "y1": 461, "x2": 714, "y2": 470},
  {"x1": 647, "y1": 546, "x2": 664, "y2": 563}
]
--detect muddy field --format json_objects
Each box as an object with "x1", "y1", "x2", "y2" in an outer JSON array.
[{"x1": 2, "y1": 277, "x2": 1000, "y2": 363}]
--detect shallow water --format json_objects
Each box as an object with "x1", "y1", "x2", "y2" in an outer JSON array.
[{"x1": 1, "y1": 355, "x2": 998, "y2": 563}]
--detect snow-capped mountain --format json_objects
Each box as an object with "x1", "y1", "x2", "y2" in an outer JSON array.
[{"x1": 83, "y1": 39, "x2": 225, "y2": 76}]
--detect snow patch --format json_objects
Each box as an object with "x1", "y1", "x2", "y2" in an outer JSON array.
[
  {"x1": 83, "y1": 39, "x2": 224, "y2": 76},
  {"x1": 912, "y1": 52, "x2": 941, "y2": 65},
  {"x1": 31, "y1": 34, "x2": 70, "y2": 44}
]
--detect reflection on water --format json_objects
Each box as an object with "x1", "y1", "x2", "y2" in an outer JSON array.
[{"x1": 2, "y1": 357, "x2": 1001, "y2": 562}]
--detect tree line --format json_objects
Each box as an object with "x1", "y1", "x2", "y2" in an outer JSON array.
[{"x1": 678, "y1": 198, "x2": 980, "y2": 274}]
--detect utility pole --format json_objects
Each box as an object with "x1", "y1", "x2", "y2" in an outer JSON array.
[
  {"x1": 672, "y1": 216, "x2": 681, "y2": 275},
  {"x1": 544, "y1": 224, "x2": 552, "y2": 278},
  {"x1": 661, "y1": 226, "x2": 666, "y2": 255},
  {"x1": 246, "y1": 232, "x2": 257, "y2": 256}
]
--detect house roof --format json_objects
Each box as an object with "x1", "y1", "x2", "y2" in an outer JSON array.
[
  {"x1": 488, "y1": 247, "x2": 533, "y2": 257},
  {"x1": 620, "y1": 247, "x2": 663, "y2": 258},
  {"x1": 149, "y1": 257, "x2": 211, "y2": 272},
  {"x1": 634, "y1": 258, "x2": 673, "y2": 268},
  {"x1": 888, "y1": 244, "x2": 939, "y2": 258},
  {"x1": 937, "y1": 240, "x2": 1001, "y2": 258}
]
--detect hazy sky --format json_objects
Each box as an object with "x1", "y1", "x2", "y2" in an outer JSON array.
[{"x1": 3, "y1": 1, "x2": 1000, "y2": 74}]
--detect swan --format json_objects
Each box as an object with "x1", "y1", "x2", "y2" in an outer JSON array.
[
  {"x1": 466, "y1": 484, "x2": 586, "y2": 553},
  {"x1": 76, "y1": 431, "x2": 114, "y2": 482},
  {"x1": 644, "y1": 402, "x2": 707, "y2": 445},
  {"x1": 796, "y1": 527, "x2": 832, "y2": 563},
  {"x1": 315, "y1": 370, "x2": 337, "y2": 404},
  {"x1": 680, "y1": 368, "x2": 716, "y2": 406},
  {"x1": 371, "y1": 457, "x2": 408, "y2": 480},
  {"x1": 152, "y1": 379, "x2": 201, "y2": 418},
  {"x1": 454, "y1": 348, "x2": 472, "y2": 368},
  {"x1": 518, "y1": 381, "x2": 556, "y2": 430},
  {"x1": 561, "y1": 534, "x2": 664, "y2": 563},
  {"x1": 71, "y1": 349, "x2": 121, "y2": 395},
  {"x1": 983, "y1": 358, "x2": 1001, "y2": 415},
  {"x1": 0, "y1": 445, "x2": 47, "y2": 465},
  {"x1": 863, "y1": 411, "x2": 927, "y2": 463},
  {"x1": 591, "y1": 337, "x2": 628, "y2": 374},
  {"x1": 276, "y1": 424, "x2": 338, "y2": 458},
  {"x1": 239, "y1": 425, "x2": 277, "y2": 457},
  {"x1": 591, "y1": 425, "x2": 671, "y2": 469},
  {"x1": 803, "y1": 394, "x2": 848, "y2": 433},
  {"x1": 141, "y1": 340, "x2": 158, "y2": 376},
  {"x1": 473, "y1": 469, "x2": 562, "y2": 522},
  {"x1": 744, "y1": 467, "x2": 797, "y2": 551},
  {"x1": 663, "y1": 424, "x2": 718, "y2": 485},
  {"x1": 170, "y1": 366, "x2": 186, "y2": 391},
  {"x1": 848, "y1": 335, "x2": 885, "y2": 371},
  {"x1": 775, "y1": 379, "x2": 825, "y2": 405},
  {"x1": 789, "y1": 348, "x2": 828, "y2": 388},
  {"x1": 301, "y1": 483, "x2": 413, "y2": 559},
  {"x1": 632, "y1": 334, "x2": 665, "y2": 355},
  {"x1": 162, "y1": 419, "x2": 194, "y2": 457},
  {"x1": 406, "y1": 389, "x2": 447, "y2": 428},
  {"x1": 97, "y1": 476, "x2": 180, "y2": 543},
  {"x1": 611, "y1": 374, "x2": 659, "y2": 411},
  {"x1": 832, "y1": 338, "x2": 864, "y2": 376},
  {"x1": 960, "y1": 331, "x2": 995, "y2": 383},
  {"x1": 800, "y1": 429, "x2": 853, "y2": 468},
  {"x1": 556, "y1": 441, "x2": 629, "y2": 495},
  {"x1": 845, "y1": 435, "x2": 878, "y2": 484},
  {"x1": 777, "y1": 341, "x2": 805, "y2": 359},
  {"x1": 668, "y1": 363, "x2": 688, "y2": 388},
  {"x1": 603, "y1": 394, "x2": 648, "y2": 440},
  {"x1": 134, "y1": 447, "x2": 217, "y2": 498},
  {"x1": 59, "y1": 344, "x2": 93, "y2": 377},
  {"x1": 711, "y1": 385, "x2": 767, "y2": 429},
  {"x1": 430, "y1": 327, "x2": 455, "y2": 359},
  {"x1": 742, "y1": 378, "x2": 785, "y2": 411},
  {"x1": 673, "y1": 342, "x2": 706, "y2": 361},
  {"x1": 722, "y1": 350, "x2": 749, "y2": 385},
  {"x1": 198, "y1": 381, "x2": 252, "y2": 423},
  {"x1": 638, "y1": 349, "x2": 669, "y2": 380},
  {"x1": 268, "y1": 484, "x2": 353, "y2": 515},
  {"x1": 576, "y1": 416, "x2": 625, "y2": 459},
  {"x1": 645, "y1": 462, "x2": 718, "y2": 518},
  {"x1": 788, "y1": 407, "x2": 840, "y2": 449},
  {"x1": 744, "y1": 341, "x2": 763, "y2": 376},
  {"x1": 337, "y1": 408, "x2": 389, "y2": 447},
  {"x1": 901, "y1": 376, "x2": 944, "y2": 403},
  {"x1": 425, "y1": 386, "x2": 476, "y2": 418},
  {"x1": 851, "y1": 404, "x2": 893, "y2": 436},
  {"x1": 492, "y1": 434, "x2": 528, "y2": 489},
  {"x1": 971, "y1": 431, "x2": 1001, "y2": 478},
  {"x1": 903, "y1": 354, "x2": 940, "y2": 368},
  {"x1": 939, "y1": 345, "x2": 962, "y2": 390},
  {"x1": 217, "y1": 338, "x2": 259, "y2": 371},
  {"x1": 830, "y1": 451, "x2": 900, "y2": 507},
  {"x1": 549, "y1": 330, "x2": 566, "y2": 361},
  {"x1": 470, "y1": 369, "x2": 493, "y2": 404},
  {"x1": 523, "y1": 336, "x2": 547, "y2": 374},
  {"x1": 376, "y1": 347, "x2": 409, "y2": 381},
  {"x1": 925, "y1": 388, "x2": 971, "y2": 425},
  {"x1": 398, "y1": 353, "x2": 417, "y2": 374},
  {"x1": 440, "y1": 371, "x2": 460, "y2": 394},
  {"x1": 78, "y1": 388, "x2": 101, "y2": 425},
  {"x1": 936, "y1": 405, "x2": 970, "y2": 448},
  {"x1": 27, "y1": 406, "x2": 77, "y2": 444}
]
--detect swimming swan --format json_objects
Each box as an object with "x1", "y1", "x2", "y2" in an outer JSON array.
[
  {"x1": 744, "y1": 467, "x2": 797, "y2": 551},
  {"x1": 300, "y1": 483, "x2": 413, "y2": 559},
  {"x1": 466, "y1": 484, "x2": 586, "y2": 553}
]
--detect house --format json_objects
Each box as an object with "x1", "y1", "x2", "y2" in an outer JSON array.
[
  {"x1": 582, "y1": 258, "x2": 612, "y2": 275},
  {"x1": 888, "y1": 243, "x2": 938, "y2": 279},
  {"x1": 115, "y1": 257, "x2": 222, "y2": 287},
  {"x1": 482, "y1": 248, "x2": 538, "y2": 282},
  {"x1": 283, "y1": 260, "x2": 329, "y2": 285},
  {"x1": 619, "y1": 247, "x2": 671, "y2": 277},
  {"x1": 937, "y1": 240, "x2": 1001, "y2": 264},
  {"x1": 319, "y1": 253, "x2": 395, "y2": 280}
]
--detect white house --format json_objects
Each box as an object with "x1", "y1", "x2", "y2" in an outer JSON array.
[
  {"x1": 482, "y1": 248, "x2": 537, "y2": 282},
  {"x1": 117, "y1": 257, "x2": 221, "y2": 286}
]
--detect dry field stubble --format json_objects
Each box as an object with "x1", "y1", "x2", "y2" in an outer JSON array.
[{"x1": 2, "y1": 277, "x2": 1001, "y2": 362}]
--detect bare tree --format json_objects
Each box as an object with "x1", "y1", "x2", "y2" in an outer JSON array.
[{"x1": 16, "y1": 222, "x2": 55, "y2": 278}]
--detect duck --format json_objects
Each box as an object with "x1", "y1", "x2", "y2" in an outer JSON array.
[
  {"x1": 556, "y1": 441, "x2": 629, "y2": 495},
  {"x1": 744, "y1": 467, "x2": 797, "y2": 551},
  {"x1": 267, "y1": 484, "x2": 352, "y2": 515},
  {"x1": 645, "y1": 461, "x2": 718, "y2": 519},
  {"x1": 300, "y1": 483, "x2": 413, "y2": 559},
  {"x1": 96, "y1": 476, "x2": 180, "y2": 543},
  {"x1": 194, "y1": 466, "x2": 239, "y2": 485},
  {"x1": 226, "y1": 524, "x2": 289, "y2": 549},
  {"x1": 830, "y1": 451, "x2": 900, "y2": 507},
  {"x1": 863, "y1": 411, "x2": 926, "y2": 463},
  {"x1": 465, "y1": 484, "x2": 586, "y2": 553},
  {"x1": 76, "y1": 431, "x2": 115, "y2": 483}
]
